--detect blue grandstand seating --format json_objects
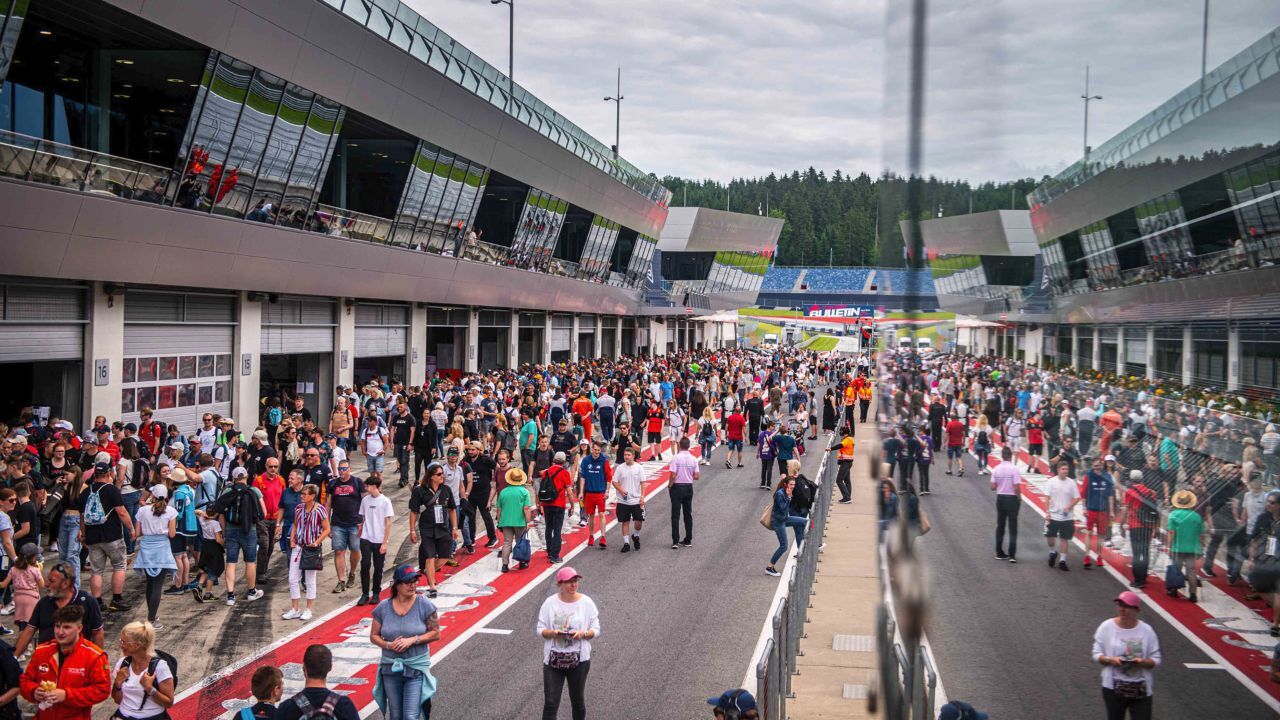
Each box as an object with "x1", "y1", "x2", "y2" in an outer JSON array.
[
  {"x1": 760, "y1": 267, "x2": 936, "y2": 295},
  {"x1": 802, "y1": 267, "x2": 870, "y2": 291},
  {"x1": 760, "y1": 266, "x2": 802, "y2": 290}
]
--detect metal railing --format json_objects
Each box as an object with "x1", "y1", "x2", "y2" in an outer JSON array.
[
  {"x1": 0, "y1": 129, "x2": 174, "y2": 204},
  {"x1": 753, "y1": 432, "x2": 836, "y2": 718}
]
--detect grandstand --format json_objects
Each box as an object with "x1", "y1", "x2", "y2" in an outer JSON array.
[{"x1": 755, "y1": 266, "x2": 938, "y2": 311}]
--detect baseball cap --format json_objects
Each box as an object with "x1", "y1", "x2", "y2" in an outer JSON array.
[
  {"x1": 1104, "y1": 454, "x2": 1116, "y2": 462},
  {"x1": 707, "y1": 689, "x2": 757, "y2": 714},
  {"x1": 555, "y1": 566, "x2": 583, "y2": 584},
  {"x1": 939, "y1": 701, "x2": 988, "y2": 720},
  {"x1": 94, "y1": 425, "x2": 110, "y2": 434},
  {"x1": 81, "y1": 434, "x2": 99, "y2": 445},
  {"x1": 553, "y1": 451, "x2": 567, "y2": 464},
  {"x1": 447, "y1": 446, "x2": 460, "y2": 456},
  {"x1": 93, "y1": 462, "x2": 111, "y2": 475},
  {"x1": 123, "y1": 423, "x2": 138, "y2": 433},
  {"x1": 392, "y1": 564, "x2": 421, "y2": 585},
  {"x1": 1114, "y1": 590, "x2": 1141, "y2": 608},
  {"x1": 169, "y1": 441, "x2": 184, "y2": 451},
  {"x1": 231, "y1": 467, "x2": 248, "y2": 479},
  {"x1": 149, "y1": 484, "x2": 169, "y2": 500},
  {"x1": 18, "y1": 542, "x2": 41, "y2": 562}
]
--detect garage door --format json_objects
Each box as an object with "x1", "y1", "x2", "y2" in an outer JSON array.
[
  {"x1": 354, "y1": 303, "x2": 408, "y2": 358},
  {"x1": 122, "y1": 292, "x2": 236, "y2": 431},
  {"x1": 0, "y1": 282, "x2": 86, "y2": 362},
  {"x1": 262, "y1": 298, "x2": 336, "y2": 354}
]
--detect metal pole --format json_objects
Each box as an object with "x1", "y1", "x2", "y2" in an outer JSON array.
[
  {"x1": 508, "y1": 1, "x2": 514, "y2": 107},
  {"x1": 1082, "y1": 65, "x2": 1090, "y2": 159},
  {"x1": 615, "y1": 67, "x2": 621, "y2": 157},
  {"x1": 1200, "y1": 0, "x2": 1210, "y2": 97}
]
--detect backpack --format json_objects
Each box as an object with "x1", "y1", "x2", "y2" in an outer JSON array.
[
  {"x1": 122, "y1": 650, "x2": 178, "y2": 711},
  {"x1": 291, "y1": 690, "x2": 340, "y2": 720},
  {"x1": 130, "y1": 458, "x2": 151, "y2": 490},
  {"x1": 537, "y1": 466, "x2": 564, "y2": 504},
  {"x1": 1134, "y1": 486, "x2": 1159, "y2": 527},
  {"x1": 223, "y1": 485, "x2": 263, "y2": 531},
  {"x1": 84, "y1": 485, "x2": 108, "y2": 526},
  {"x1": 267, "y1": 406, "x2": 284, "y2": 426}
]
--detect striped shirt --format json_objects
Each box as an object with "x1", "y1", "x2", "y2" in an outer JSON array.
[{"x1": 293, "y1": 503, "x2": 328, "y2": 546}]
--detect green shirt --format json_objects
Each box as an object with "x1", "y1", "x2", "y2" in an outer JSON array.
[
  {"x1": 1166, "y1": 508, "x2": 1204, "y2": 554},
  {"x1": 496, "y1": 485, "x2": 533, "y2": 528},
  {"x1": 519, "y1": 419, "x2": 539, "y2": 451}
]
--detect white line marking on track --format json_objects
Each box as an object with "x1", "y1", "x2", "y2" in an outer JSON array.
[
  {"x1": 474, "y1": 628, "x2": 513, "y2": 635},
  {"x1": 1185, "y1": 663, "x2": 1226, "y2": 670}
]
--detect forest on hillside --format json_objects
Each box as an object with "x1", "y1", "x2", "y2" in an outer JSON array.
[{"x1": 660, "y1": 170, "x2": 1044, "y2": 267}]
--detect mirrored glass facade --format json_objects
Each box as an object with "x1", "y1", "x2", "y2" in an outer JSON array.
[{"x1": 577, "y1": 216, "x2": 620, "y2": 283}]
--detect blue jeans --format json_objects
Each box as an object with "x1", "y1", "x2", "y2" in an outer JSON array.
[
  {"x1": 279, "y1": 519, "x2": 293, "y2": 553},
  {"x1": 458, "y1": 500, "x2": 474, "y2": 548},
  {"x1": 770, "y1": 516, "x2": 807, "y2": 566},
  {"x1": 435, "y1": 428, "x2": 446, "y2": 456},
  {"x1": 121, "y1": 492, "x2": 141, "y2": 554},
  {"x1": 59, "y1": 514, "x2": 82, "y2": 590},
  {"x1": 380, "y1": 665, "x2": 424, "y2": 720}
]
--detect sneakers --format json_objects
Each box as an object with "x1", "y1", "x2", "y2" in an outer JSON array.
[
  {"x1": 945, "y1": 470, "x2": 953, "y2": 476},
  {"x1": 765, "y1": 566, "x2": 781, "y2": 577},
  {"x1": 548, "y1": 557, "x2": 563, "y2": 564},
  {"x1": 1058, "y1": 560, "x2": 1069, "y2": 571},
  {"x1": 838, "y1": 499, "x2": 853, "y2": 504},
  {"x1": 672, "y1": 543, "x2": 680, "y2": 549},
  {"x1": 1048, "y1": 552, "x2": 1058, "y2": 568},
  {"x1": 485, "y1": 539, "x2": 500, "y2": 549},
  {"x1": 300, "y1": 609, "x2": 313, "y2": 621},
  {"x1": 679, "y1": 540, "x2": 692, "y2": 547},
  {"x1": 108, "y1": 598, "x2": 131, "y2": 612},
  {"x1": 632, "y1": 535, "x2": 640, "y2": 551},
  {"x1": 958, "y1": 470, "x2": 965, "y2": 477},
  {"x1": 163, "y1": 585, "x2": 187, "y2": 596},
  {"x1": 620, "y1": 544, "x2": 631, "y2": 554},
  {"x1": 332, "y1": 581, "x2": 346, "y2": 594},
  {"x1": 347, "y1": 571, "x2": 356, "y2": 587},
  {"x1": 282, "y1": 608, "x2": 302, "y2": 620},
  {"x1": 599, "y1": 541, "x2": 608, "y2": 550},
  {"x1": 426, "y1": 589, "x2": 438, "y2": 599},
  {"x1": 245, "y1": 588, "x2": 264, "y2": 602},
  {"x1": 501, "y1": 565, "x2": 509, "y2": 573},
  {"x1": 995, "y1": 552, "x2": 1009, "y2": 561},
  {"x1": 193, "y1": 587, "x2": 207, "y2": 604},
  {"x1": 201, "y1": 591, "x2": 215, "y2": 603},
  {"x1": 1188, "y1": 593, "x2": 1198, "y2": 603},
  {"x1": 1008, "y1": 556, "x2": 1017, "y2": 564},
  {"x1": 1199, "y1": 567, "x2": 1217, "y2": 578},
  {"x1": 0, "y1": 603, "x2": 15, "y2": 616},
  {"x1": 0, "y1": 627, "x2": 12, "y2": 636},
  {"x1": 444, "y1": 559, "x2": 460, "y2": 567},
  {"x1": 725, "y1": 460, "x2": 732, "y2": 469},
  {"x1": 587, "y1": 537, "x2": 595, "y2": 547},
  {"x1": 737, "y1": 463, "x2": 744, "y2": 468},
  {"x1": 1082, "y1": 557, "x2": 1094, "y2": 569},
  {"x1": 226, "y1": 593, "x2": 236, "y2": 607},
  {"x1": 356, "y1": 595, "x2": 370, "y2": 606}
]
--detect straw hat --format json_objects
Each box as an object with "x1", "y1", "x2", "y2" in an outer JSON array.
[
  {"x1": 505, "y1": 468, "x2": 528, "y2": 486},
  {"x1": 1171, "y1": 489, "x2": 1197, "y2": 509}
]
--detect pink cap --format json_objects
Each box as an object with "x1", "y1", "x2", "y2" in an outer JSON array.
[
  {"x1": 1114, "y1": 591, "x2": 1141, "y2": 608},
  {"x1": 555, "y1": 566, "x2": 583, "y2": 584}
]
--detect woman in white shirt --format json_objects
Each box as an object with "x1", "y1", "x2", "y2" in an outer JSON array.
[
  {"x1": 1092, "y1": 591, "x2": 1161, "y2": 720},
  {"x1": 110, "y1": 621, "x2": 174, "y2": 719},
  {"x1": 666, "y1": 401, "x2": 685, "y2": 448},
  {"x1": 132, "y1": 485, "x2": 177, "y2": 629},
  {"x1": 537, "y1": 566, "x2": 600, "y2": 720}
]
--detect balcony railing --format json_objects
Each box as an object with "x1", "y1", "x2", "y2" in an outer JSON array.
[{"x1": 0, "y1": 130, "x2": 173, "y2": 205}]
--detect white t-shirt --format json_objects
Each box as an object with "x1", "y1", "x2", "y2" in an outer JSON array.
[
  {"x1": 1045, "y1": 476, "x2": 1081, "y2": 521},
  {"x1": 537, "y1": 594, "x2": 601, "y2": 663},
  {"x1": 329, "y1": 445, "x2": 348, "y2": 473},
  {"x1": 135, "y1": 505, "x2": 178, "y2": 536},
  {"x1": 117, "y1": 458, "x2": 140, "y2": 496},
  {"x1": 359, "y1": 494, "x2": 394, "y2": 543},
  {"x1": 613, "y1": 462, "x2": 646, "y2": 505},
  {"x1": 197, "y1": 427, "x2": 219, "y2": 454},
  {"x1": 1091, "y1": 619, "x2": 1161, "y2": 693},
  {"x1": 363, "y1": 425, "x2": 387, "y2": 455},
  {"x1": 113, "y1": 655, "x2": 175, "y2": 718}
]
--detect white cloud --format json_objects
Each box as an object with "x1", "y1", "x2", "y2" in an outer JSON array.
[{"x1": 404, "y1": 0, "x2": 1280, "y2": 183}]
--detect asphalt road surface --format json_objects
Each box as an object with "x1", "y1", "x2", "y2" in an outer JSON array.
[{"x1": 915, "y1": 449, "x2": 1273, "y2": 719}]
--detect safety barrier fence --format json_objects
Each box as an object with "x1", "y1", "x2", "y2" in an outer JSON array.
[{"x1": 753, "y1": 428, "x2": 838, "y2": 719}]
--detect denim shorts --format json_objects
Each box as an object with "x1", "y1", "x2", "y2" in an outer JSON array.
[
  {"x1": 368, "y1": 454, "x2": 386, "y2": 473},
  {"x1": 726, "y1": 440, "x2": 744, "y2": 451},
  {"x1": 331, "y1": 524, "x2": 360, "y2": 552},
  {"x1": 224, "y1": 526, "x2": 259, "y2": 563}
]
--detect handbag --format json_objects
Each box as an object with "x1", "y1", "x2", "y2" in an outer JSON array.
[
  {"x1": 299, "y1": 545, "x2": 323, "y2": 572},
  {"x1": 1111, "y1": 678, "x2": 1147, "y2": 699},
  {"x1": 512, "y1": 534, "x2": 531, "y2": 563},
  {"x1": 1164, "y1": 561, "x2": 1186, "y2": 590},
  {"x1": 759, "y1": 502, "x2": 773, "y2": 530},
  {"x1": 548, "y1": 649, "x2": 581, "y2": 671}
]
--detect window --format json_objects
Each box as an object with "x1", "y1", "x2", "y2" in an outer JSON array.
[{"x1": 123, "y1": 353, "x2": 232, "y2": 415}]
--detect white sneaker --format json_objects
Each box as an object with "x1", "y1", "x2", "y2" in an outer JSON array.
[
  {"x1": 245, "y1": 588, "x2": 264, "y2": 602},
  {"x1": 281, "y1": 608, "x2": 302, "y2": 620},
  {"x1": 300, "y1": 609, "x2": 313, "y2": 621},
  {"x1": 0, "y1": 603, "x2": 15, "y2": 616}
]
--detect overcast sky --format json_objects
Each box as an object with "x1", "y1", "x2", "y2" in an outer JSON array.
[{"x1": 404, "y1": 0, "x2": 1280, "y2": 184}]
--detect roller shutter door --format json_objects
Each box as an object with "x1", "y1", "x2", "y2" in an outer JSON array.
[
  {"x1": 354, "y1": 303, "x2": 408, "y2": 358},
  {"x1": 262, "y1": 299, "x2": 336, "y2": 355},
  {"x1": 0, "y1": 283, "x2": 86, "y2": 362},
  {"x1": 122, "y1": 320, "x2": 234, "y2": 432}
]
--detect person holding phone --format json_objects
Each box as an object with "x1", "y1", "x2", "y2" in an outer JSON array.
[
  {"x1": 537, "y1": 566, "x2": 600, "y2": 720},
  {"x1": 1091, "y1": 591, "x2": 1161, "y2": 720}
]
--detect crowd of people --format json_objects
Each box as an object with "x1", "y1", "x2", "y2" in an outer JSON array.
[
  {"x1": 0, "y1": 344, "x2": 853, "y2": 718},
  {"x1": 876, "y1": 347, "x2": 1280, "y2": 719}
]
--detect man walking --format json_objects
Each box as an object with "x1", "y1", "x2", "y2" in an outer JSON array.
[
  {"x1": 944, "y1": 414, "x2": 966, "y2": 477},
  {"x1": 612, "y1": 447, "x2": 646, "y2": 552},
  {"x1": 724, "y1": 406, "x2": 746, "y2": 469},
  {"x1": 325, "y1": 462, "x2": 364, "y2": 593},
  {"x1": 578, "y1": 442, "x2": 610, "y2": 549},
  {"x1": 537, "y1": 452, "x2": 575, "y2": 564},
  {"x1": 388, "y1": 399, "x2": 417, "y2": 488},
  {"x1": 1120, "y1": 469, "x2": 1160, "y2": 589},
  {"x1": 1045, "y1": 462, "x2": 1080, "y2": 571},
  {"x1": 78, "y1": 462, "x2": 134, "y2": 612},
  {"x1": 668, "y1": 437, "x2": 699, "y2": 548},
  {"x1": 1082, "y1": 457, "x2": 1115, "y2": 570},
  {"x1": 991, "y1": 447, "x2": 1022, "y2": 563},
  {"x1": 744, "y1": 390, "x2": 765, "y2": 446},
  {"x1": 211, "y1": 467, "x2": 267, "y2": 606}
]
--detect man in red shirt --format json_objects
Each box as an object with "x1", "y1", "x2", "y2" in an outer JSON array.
[
  {"x1": 572, "y1": 393, "x2": 595, "y2": 444},
  {"x1": 254, "y1": 460, "x2": 286, "y2": 576},
  {"x1": 1118, "y1": 469, "x2": 1159, "y2": 589},
  {"x1": 20, "y1": 605, "x2": 111, "y2": 719},
  {"x1": 539, "y1": 452, "x2": 576, "y2": 564},
  {"x1": 137, "y1": 408, "x2": 164, "y2": 457},
  {"x1": 944, "y1": 414, "x2": 967, "y2": 477},
  {"x1": 723, "y1": 408, "x2": 746, "y2": 469},
  {"x1": 1026, "y1": 413, "x2": 1045, "y2": 473}
]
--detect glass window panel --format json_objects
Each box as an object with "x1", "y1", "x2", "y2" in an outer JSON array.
[
  {"x1": 198, "y1": 354, "x2": 215, "y2": 377},
  {"x1": 158, "y1": 385, "x2": 177, "y2": 409},
  {"x1": 179, "y1": 355, "x2": 197, "y2": 379},
  {"x1": 428, "y1": 45, "x2": 449, "y2": 74},
  {"x1": 178, "y1": 383, "x2": 196, "y2": 407},
  {"x1": 245, "y1": 82, "x2": 315, "y2": 222},
  {"x1": 211, "y1": 69, "x2": 287, "y2": 218},
  {"x1": 137, "y1": 357, "x2": 157, "y2": 382},
  {"x1": 445, "y1": 56, "x2": 465, "y2": 83},
  {"x1": 159, "y1": 357, "x2": 178, "y2": 381},
  {"x1": 409, "y1": 34, "x2": 432, "y2": 64},
  {"x1": 342, "y1": 0, "x2": 371, "y2": 24},
  {"x1": 367, "y1": 7, "x2": 392, "y2": 37},
  {"x1": 198, "y1": 385, "x2": 214, "y2": 405},
  {"x1": 175, "y1": 53, "x2": 255, "y2": 210},
  {"x1": 121, "y1": 358, "x2": 136, "y2": 384},
  {"x1": 414, "y1": 148, "x2": 452, "y2": 250},
  {"x1": 432, "y1": 156, "x2": 468, "y2": 251},
  {"x1": 121, "y1": 389, "x2": 136, "y2": 415},
  {"x1": 137, "y1": 387, "x2": 156, "y2": 413},
  {"x1": 215, "y1": 354, "x2": 230, "y2": 376},
  {"x1": 215, "y1": 380, "x2": 231, "y2": 403},
  {"x1": 389, "y1": 21, "x2": 412, "y2": 50}
]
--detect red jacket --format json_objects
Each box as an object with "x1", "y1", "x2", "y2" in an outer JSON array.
[{"x1": 20, "y1": 637, "x2": 111, "y2": 719}]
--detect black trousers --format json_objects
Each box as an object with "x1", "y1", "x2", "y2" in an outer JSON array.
[
  {"x1": 543, "y1": 506, "x2": 565, "y2": 560},
  {"x1": 669, "y1": 484, "x2": 693, "y2": 544},
  {"x1": 760, "y1": 457, "x2": 775, "y2": 488},
  {"x1": 859, "y1": 399, "x2": 871, "y2": 423},
  {"x1": 394, "y1": 443, "x2": 411, "y2": 480},
  {"x1": 1129, "y1": 527, "x2": 1151, "y2": 585},
  {"x1": 413, "y1": 446, "x2": 434, "y2": 484},
  {"x1": 543, "y1": 660, "x2": 590, "y2": 720},
  {"x1": 845, "y1": 405, "x2": 857, "y2": 427},
  {"x1": 995, "y1": 494, "x2": 1020, "y2": 557},
  {"x1": 748, "y1": 416, "x2": 761, "y2": 445},
  {"x1": 462, "y1": 499, "x2": 498, "y2": 547},
  {"x1": 1101, "y1": 687, "x2": 1152, "y2": 720},
  {"x1": 836, "y1": 459, "x2": 852, "y2": 501},
  {"x1": 917, "y1": 462, "x2": 930, "y2": 493},
  {"x1": 255, "y1": 519, "x2": 277, "y2": 577},
  {"x1": 143, "y1": 573, "x2": 165, "y2": 623},
  {"x1": 359, "y1": 539, "x2": 387, "y2": 597},
  {"x1": 930, "y1": 425, "x2": 943, "y2": 453}
]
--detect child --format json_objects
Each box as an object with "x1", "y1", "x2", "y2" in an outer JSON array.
[
  {"x1": 241, "y1": 665, "x2": 283, "y2": 719},
  {"x1": 0, "y1": 543, "x2": 43, "y2": 633},
  {"x1": 192, "y1": 510, "x2": 224, "y2": 603}
]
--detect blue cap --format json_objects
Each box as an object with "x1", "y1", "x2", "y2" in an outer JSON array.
[
  {"x1": 707, "y1": 689, "x2": 756, "y2": 713},
  {"x1": 939, "y1": 701, "x2": 988, "y2": 720},
  {"x1": 392, "y1": 564, "x2": 421, "y2": 585},
  {"x1": 93, "y1": 462, "x2": 111, "y2": 474}
]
